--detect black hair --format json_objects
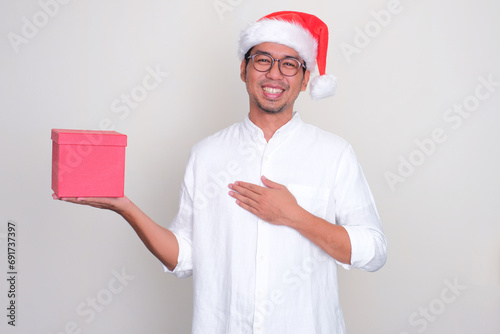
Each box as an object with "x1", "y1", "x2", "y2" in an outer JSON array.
[{"x1": 244, "y1": 48, "x2": 253, "y2": 68}]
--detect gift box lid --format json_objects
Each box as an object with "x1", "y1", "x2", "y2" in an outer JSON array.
[{"x1": 51, "y1": 129, "x2": 127, "y2": 146}]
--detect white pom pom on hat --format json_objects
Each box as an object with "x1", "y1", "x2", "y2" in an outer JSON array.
[{"x1": 238, "y1": 11, "x2": 337, "y2": 100}]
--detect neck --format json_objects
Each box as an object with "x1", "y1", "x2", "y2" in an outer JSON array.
[{"x1": 248, "y1": 108, "x2": 294, "y2": 142}]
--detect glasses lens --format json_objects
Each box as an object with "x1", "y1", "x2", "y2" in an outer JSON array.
[
  {"x1": 279, "y1": 58, "x2": 300, "y2": 76},
  {"x1": 252, "y1": 54, "x2": 273, "y2": 72}
]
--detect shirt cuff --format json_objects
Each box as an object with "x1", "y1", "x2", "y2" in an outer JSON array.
[
  {"x1": 342, "y1": 225, "x2": 377, "y2": 271},
  {"x1": 162, "y1": 231, "x2": 193, "y2": 278}
]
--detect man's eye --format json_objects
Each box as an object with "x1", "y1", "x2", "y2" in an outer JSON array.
[
  {"x1": 282, "y1": 60, "x2": 299, "y2": 68},
  {"x1": 256, "y1": 58, "x2": 271, "y2": 63}
]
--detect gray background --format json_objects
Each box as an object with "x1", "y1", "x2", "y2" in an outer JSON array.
[{"x1": 1, "y1": 0, "x2": 499, "y2": 333}]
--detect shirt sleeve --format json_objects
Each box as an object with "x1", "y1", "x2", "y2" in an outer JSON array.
[
  {"x1": 334, "y1": 144, "x2": 387, "y2": 272},
  {"x1": 163, "y1": 231, "x2": 193, "y2": 278},
  {"x1": 162, "y1": 151, "x2": 196, "y2": 278}
]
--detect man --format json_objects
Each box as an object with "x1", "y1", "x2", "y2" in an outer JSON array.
[{"x1": 56, "y1": 11, "x2": 386, "y2": 334}]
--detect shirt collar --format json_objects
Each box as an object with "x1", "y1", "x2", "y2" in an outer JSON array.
[{"x1": 242, "y1": 111, "x2": 303, "y2": 142}]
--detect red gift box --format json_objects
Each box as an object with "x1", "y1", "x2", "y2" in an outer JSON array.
[{"x1": 51, "y1": 129, "x2": 127, "y2": 197}]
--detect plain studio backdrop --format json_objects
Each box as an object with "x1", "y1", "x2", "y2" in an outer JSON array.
[{"x1": 1, "y1": 1, "x2": 499, "y2": 333}]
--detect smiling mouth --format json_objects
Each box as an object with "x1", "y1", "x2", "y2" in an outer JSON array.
[{"x1": 263, "y1": 87, "x2": 284, "y2": 94}]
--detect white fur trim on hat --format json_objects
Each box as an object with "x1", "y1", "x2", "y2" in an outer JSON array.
[
  {"x1": 238, "y1": 19, "x2": 318, "y2": 71},
  {"x1": 309, "y1": 74, "x2": 337, "y2": 100}
]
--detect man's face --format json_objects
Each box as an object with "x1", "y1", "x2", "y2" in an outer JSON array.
[{"x1": 240, "y1": 42, "x2": 310, "y2": 115}]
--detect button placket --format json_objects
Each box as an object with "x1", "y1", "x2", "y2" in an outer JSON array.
[
  {"x1": 253, "y1": 218, "x2": 271, "y2": 329},
  {"x1": 252, "y1": 140, "x2": 275, "y2": 332}
]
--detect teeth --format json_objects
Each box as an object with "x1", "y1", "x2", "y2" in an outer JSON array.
[{"x1": 263, "y1": 87, "x2": 284, "y2": 94}]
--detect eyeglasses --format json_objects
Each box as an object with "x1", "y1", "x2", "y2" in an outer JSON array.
[{"x1": 247, "y1": 52, "x2": 306, "y2": 77}]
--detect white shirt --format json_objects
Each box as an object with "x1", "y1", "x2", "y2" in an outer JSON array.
[{"x1": 167, "y1": 112, "x2": 387, "y2": 334}]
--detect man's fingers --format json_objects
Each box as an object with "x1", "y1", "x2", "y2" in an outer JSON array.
[
  {"x1": 229, "y1": 181, "x2": 262, "y2": 197},
  {"x1": 55, "y1": 195, "x2": 119, "y2": 210},
  {"x1": 229, "y1": 188, "x2": 259, "y2": 208},
  {"x1": 237, "y1": 181, "x2": 264, "y2": 193},
  {"x1": 229, "y1": 177, "x2": 284, "y2": 194},
  {"x1": 58, "y1": 197, "x2": 82, "y2": 203},
  {"x1": 261, "y1": 175, "x2": 285, "y2": 189},
  {"x1": 61, "y1": 197, "x2": 100, "y2": 207}
]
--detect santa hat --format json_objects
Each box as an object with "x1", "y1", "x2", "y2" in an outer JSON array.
[{"x1": 238, "y1": 11, "x2": 337, "y2": 100}]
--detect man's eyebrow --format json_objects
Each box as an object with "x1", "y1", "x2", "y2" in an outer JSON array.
[{"x1": 252, "y1": 50, "x2": 271, "y2": 56}]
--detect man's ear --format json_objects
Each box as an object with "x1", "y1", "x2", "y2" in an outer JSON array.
[
  {"x1": 240, "y1": 60, "x2": 247, "y2": 82},
  {"x1": 300, "y1": 70, "x2": 311, "y2": 92}
]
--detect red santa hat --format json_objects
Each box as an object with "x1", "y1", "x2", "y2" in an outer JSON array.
[{"x1": 238, "y1": 11, "x2": 337, "y2": 100}]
